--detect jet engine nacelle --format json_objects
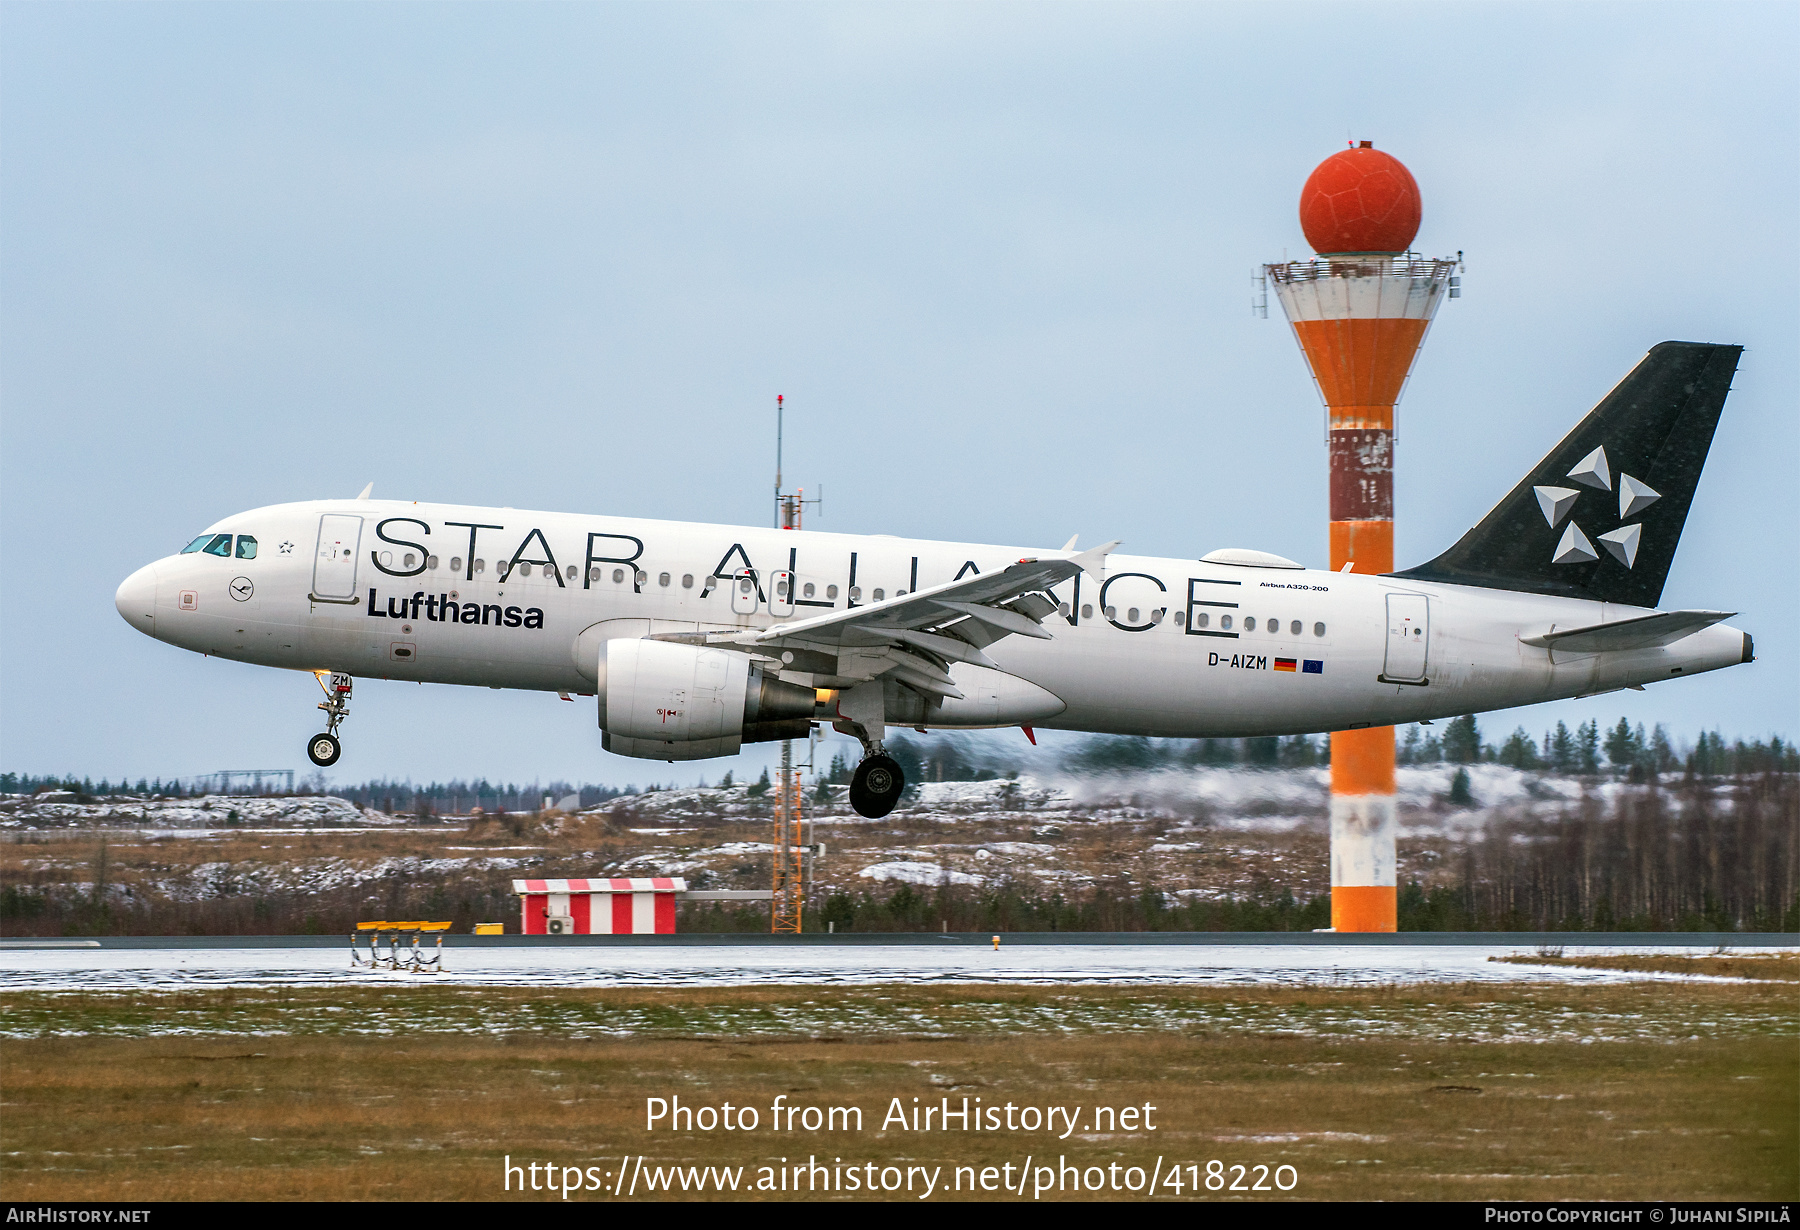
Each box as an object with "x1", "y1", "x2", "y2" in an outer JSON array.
[{"x1": 595, "y1": 638, "x2": 817, "y2": 761}]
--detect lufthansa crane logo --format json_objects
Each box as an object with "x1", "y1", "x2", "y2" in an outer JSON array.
[
  {"x1": 1534, "y1": 445, "x2": 1659, "y2": 569},
  {"x1": 229, "y1": 577, "x2": 255, "y2": 602}
]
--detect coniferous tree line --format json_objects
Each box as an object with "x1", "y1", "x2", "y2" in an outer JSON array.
[
  {"x1": 0, "y1": 773, "x2": 635, "y2": 813},
  {"x1": 1012, "y1": 718, "x2": 1794, "y2": 780},
  {"x1": 686, "y1": 771, "x2": 1798, "y2": 934},
  {"x1": 681, "y1": 769, "x2": 1798, "y2": 935},
  {"x1": 3, "y1": 717, "x2": 1794, "y2": 807},
  {"x1": 5, "y1": 756, "x2": 1793, "y2": 935},
  {"x1": 1395, "y1": 769, "x2": 1798, "y2": 931}
]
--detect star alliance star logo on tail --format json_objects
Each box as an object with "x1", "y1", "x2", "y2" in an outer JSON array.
[{"x1": 1533, "y1": 445, "x2": 1659, "y2": 569}]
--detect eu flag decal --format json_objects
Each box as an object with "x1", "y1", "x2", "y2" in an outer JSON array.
[{"x1": 1302, "y1": 659, "x2": 1324, "y2": 674}]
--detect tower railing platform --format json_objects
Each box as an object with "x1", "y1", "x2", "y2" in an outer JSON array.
[{"x1": 1266, "y1": 256, "x2": 1457, "y2": 284}]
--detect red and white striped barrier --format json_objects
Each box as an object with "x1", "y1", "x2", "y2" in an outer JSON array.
[{"x1": 512, "y1": 878, "x2": 687, "y2": 935}]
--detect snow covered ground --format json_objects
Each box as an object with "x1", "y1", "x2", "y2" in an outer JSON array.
[
  {"x1": 0, "y1": 793, "x2": 387, "y2": 830},
  {"x1": 0, "y1": 942, "x2": 1786, "y2": 992},
  {"x1": 0, "y1": 765, "x2": 1663, "y2": 836}
]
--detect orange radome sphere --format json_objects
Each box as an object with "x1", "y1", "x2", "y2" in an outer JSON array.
[{"x1": 1299, "y1": 144, "x2": 1421, "y2": 255}]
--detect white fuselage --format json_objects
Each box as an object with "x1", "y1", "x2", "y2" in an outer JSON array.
[{"x1": 115, "y1": 499, "x2": 1749, "y2": 741}]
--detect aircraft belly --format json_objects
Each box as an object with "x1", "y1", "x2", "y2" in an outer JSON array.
[{"x1": 1002, "y1": 626, "x2": 1356, "y2": 739}]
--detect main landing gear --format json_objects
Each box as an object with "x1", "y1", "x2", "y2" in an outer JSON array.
[
  {"x1": 308, "y1": 671, "x2": 352, "y2": 767},
  {"x1": 849, "y1": 752, "x2": 905, "y2": 819}
]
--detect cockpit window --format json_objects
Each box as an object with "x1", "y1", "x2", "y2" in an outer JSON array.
[
  {"x1": 235, "y1": 535, "x2": 257, "y2": 559},
  {"x1": 181, "y1": 535, "x2": 212, "y2": 554},
  {"x1": 201, "y1": 534, "x2": 233, "y2": 557}
]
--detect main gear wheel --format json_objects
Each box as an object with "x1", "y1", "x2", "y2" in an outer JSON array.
[{"x1": 848, "y1": 753, "x2": 904, "y2": 819}]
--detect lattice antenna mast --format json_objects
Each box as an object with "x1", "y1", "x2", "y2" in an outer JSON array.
[
  {"x1": 768, "y1": 395, "x2": 823, "y2": 932},
  {"x1": 773, "y1": 394, "x2": 822, "y2": 531},
  {"x1": 770, "y1": 737, "x2": 806, "y2": 933}
]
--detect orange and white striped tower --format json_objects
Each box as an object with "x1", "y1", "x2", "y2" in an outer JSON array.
[{"x1": 1266, "y1": 142, "x2": 1458, "y2": 932}]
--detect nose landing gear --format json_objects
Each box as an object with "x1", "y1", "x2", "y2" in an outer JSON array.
[{"x1": 308, "y1": 671, "x2": 352, "y2": 767}]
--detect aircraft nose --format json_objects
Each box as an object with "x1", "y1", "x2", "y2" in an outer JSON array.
[{"x1": 115, "y1": 564, "x2": 159, "y2": 634}]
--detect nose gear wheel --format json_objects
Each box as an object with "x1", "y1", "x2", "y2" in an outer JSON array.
[{"x1": 307, "y1": 671, "x2": 352, "y2": 767}]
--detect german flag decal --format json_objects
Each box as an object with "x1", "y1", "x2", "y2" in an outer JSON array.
[{"x1": 1274, "y1": 658, "x2": 1297, "y2": 672}]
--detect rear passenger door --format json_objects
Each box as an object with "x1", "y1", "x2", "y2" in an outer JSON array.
[{"x1": 1382, "y1": 592, "x2": 1430, "y2": 683}]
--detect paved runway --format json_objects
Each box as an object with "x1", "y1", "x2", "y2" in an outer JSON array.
[
  {"x1": 2, "y1": 936, "x2": 1789, "y2": 990},
  {"x1": 2, "y1": 930, "x2": 1786, "y2": 948}
]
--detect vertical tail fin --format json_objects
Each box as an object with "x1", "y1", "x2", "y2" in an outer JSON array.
[{"x1": 1392, "y1": 341, "x2": 1741, "y2": 607}]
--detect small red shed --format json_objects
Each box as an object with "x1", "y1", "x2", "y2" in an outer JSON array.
[{"x1": 512, "y1": 877, "x2": 687, "y2": 935}]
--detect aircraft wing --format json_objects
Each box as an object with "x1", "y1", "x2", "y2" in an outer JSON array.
[
  {"x1": 1519, "y1": 609, "x2": 1735, "y2": 653},
  {"x1": 674, "y1": 541, "x2": 1118, "y2": 699}
]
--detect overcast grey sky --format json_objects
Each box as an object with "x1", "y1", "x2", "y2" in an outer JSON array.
[{"x1": 3, "y1": 2, "x2": 1794, "y2": 787}]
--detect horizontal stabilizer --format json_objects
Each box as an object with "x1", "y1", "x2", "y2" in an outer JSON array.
[{"x1": 1519, "y1": 609, "x2": 1735, "y2": 653}]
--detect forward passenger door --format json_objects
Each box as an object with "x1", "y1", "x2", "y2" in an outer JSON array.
[{"x1": 312, "y1": 515, "x2": 362, "y2": 602}]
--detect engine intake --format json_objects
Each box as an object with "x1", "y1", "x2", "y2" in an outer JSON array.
[{"x1": 595, "y1": 638, "x2": 816, "y2": 761}]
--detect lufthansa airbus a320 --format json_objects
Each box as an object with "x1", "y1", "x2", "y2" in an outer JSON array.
[{"x1": 115, "y1": 342, "x2": 1752, "y2": 818}]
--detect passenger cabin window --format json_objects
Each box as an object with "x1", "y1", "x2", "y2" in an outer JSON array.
[
  {"x1": 1314, "y1": 622, "x2": 1326, "y2": 637},
  {"x1": 474, "y1": 559, "x2": 485, "y2": 574},
  {"x1": 566, "y1": 565, "x2": 576, "y2": 581},
  {"x1": 518, "y1": 562, "x2": 532, "y2": 577},
  {"x1": 1081, "y1": 604, "x2": 1093, "y2": 619},
  {"x1": 1173, "y1": 610, "x2": 1185, "y2": 627},
  {"x1": 776, "y1": 579, "x2": 790, "y2": 597},
  {"x1": 1126, "y1": 607, "x2": 1139, "y2": 622},
  {"x1": 849, "y1": 587, "x2": 862, "y2": 601},
  {"x1": 428, "y1": 555, "x2": 439, "y2": 570},
  {"x1": 682, "y1": 574, "x2": 694, "y2": 588},
  {"x1": 1195, "y1": 612, "x2": 1209, "y2": 628},
  {"x1": 612, "y1": 569, "x2": 625, "y2": 583},
  {"x1": 1220, "y1": 615, "x2": 1233, "y2": 630},
  {"x1": 403, "y1": 553, "x2": 417, "y2": 570},
  {"x1": 634, "y1": 570, "x2": 648, "y2": 586},
  {"x1": 1103, "y1": 606, "x2": 1116, "y2": 620},
  {"x1": 1290, "y1": 620, "x2": 1301, "y2": 636},
  {"x1": 872, "y1": 588, "x2": 885, "y2": 601},
  {"x1": 234, "y1": 536, "x2": 257, "y2": 559},
  {"x1": 452, "y1": 557, "x2": 463, "y2": 573},
  {"x1": 827, "y1": 585, "x2": 839, "y2": 600},
  {"x1": 804, "y1": 583, "x2": 816, "y2": 599},
  {"x1": 659, "y1": 572, "x2": 671, "y2": 587},
  {"x1": 1244, "y1": 617, "x2": 1256, "y2": 631}
]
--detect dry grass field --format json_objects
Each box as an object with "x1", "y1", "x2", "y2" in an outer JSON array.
[
  {"x1": 1492, "y1": 951, "x2": 1800, "y2": 981},
  {"x1": 1, "y1": 980, "x2": 1793, "y2": 1202}
]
